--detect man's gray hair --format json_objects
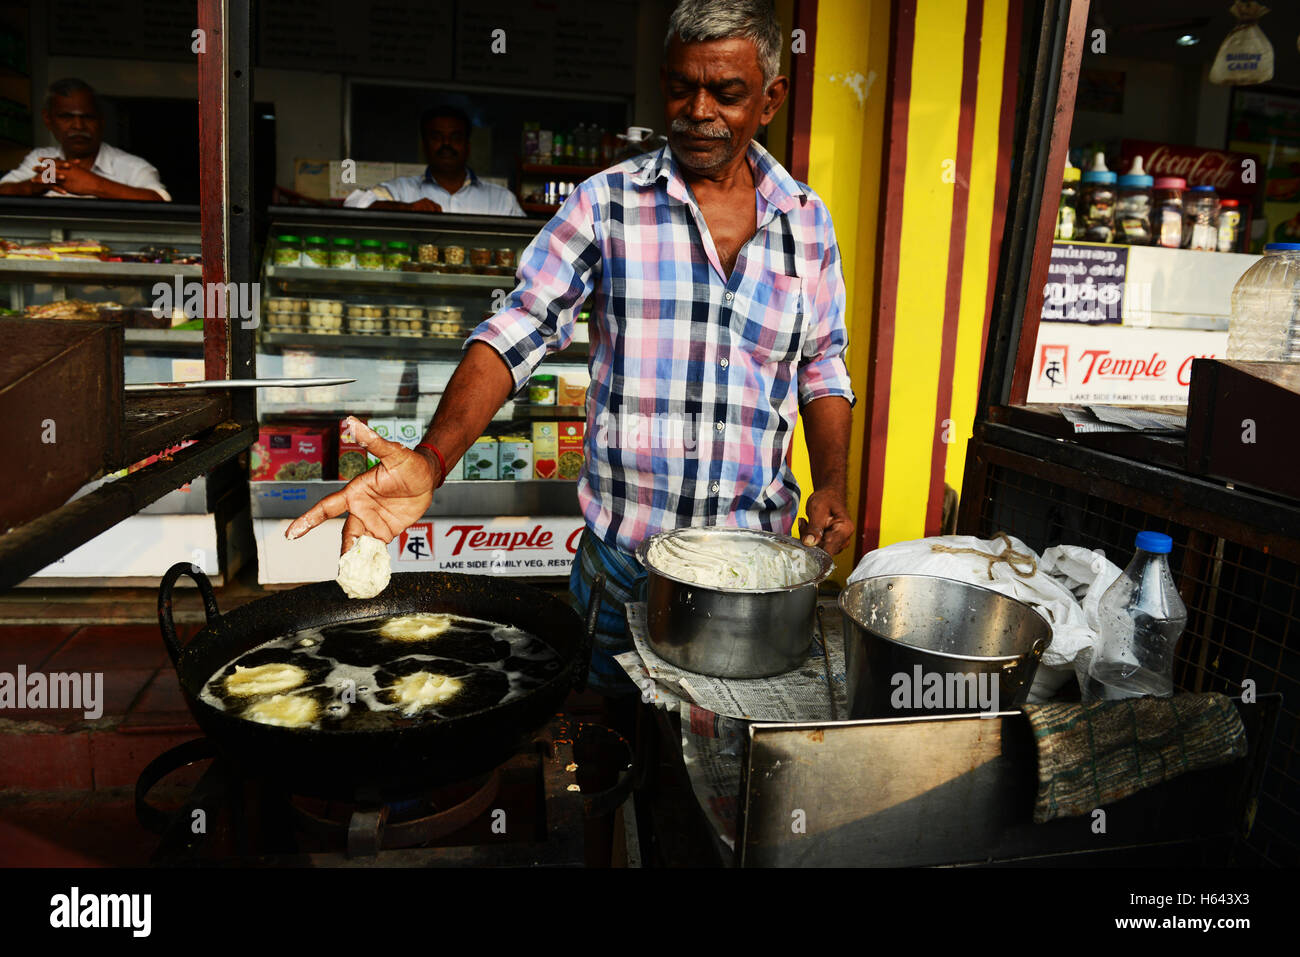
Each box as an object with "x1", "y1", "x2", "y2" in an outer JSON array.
[
  {"x1": 664, "y1": 0, "x2": 782, "y2": 88},
  {"x1": 45, "y1": 77, "x2": 99, "y2": 114}
]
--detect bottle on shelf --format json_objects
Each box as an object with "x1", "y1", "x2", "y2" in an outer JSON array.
[
  {"x1": 1083, "y1": 531, "x2": 1187, "y2": 703},
  {"x1": 1153, "y1": 176, "x2": 1185, "y2": 249},
  {"x1": 1080, "y1": 151, "x2": 1117, "y2": 243},
  {"x1": 1115, "y1": 156, "x2": 1153, "y2": 246},
  {"x1": 1055, "y1": 163, "x2": 1080, "y2": 240},
  {"x1": 1217, "y1": 199, "x2": 1242, "y2": 253},
  {"x1": 1226, "y1": 242, "x2": 1300, "y2": 361},
  {"x1": 1183, "y1": 185, "x2": 1220, "y2": 251}
]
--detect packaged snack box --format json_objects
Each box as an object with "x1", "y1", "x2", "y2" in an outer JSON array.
[
  {"x1": 251, "y1": 423, "x2": 331, "y2": 482},
  {"x1": 498, "y1": 435, "x2": 533, "y2": 480},
  {"x1": 532, "y1": 422, "x2": 558, "y2": 478},
  {"x1": 557, "y1": 421, "x2": 585, "y2": 479},
  {"x1": 464, "y1": 436, "x2": 499, "y2": 480},
  {"x1": 338, "y1": 416, "x2": 368, "y2": 480}
]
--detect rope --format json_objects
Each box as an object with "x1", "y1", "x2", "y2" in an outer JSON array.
[{"x1": 929, "y1": 531, "x2": 1038, "y2": 581}]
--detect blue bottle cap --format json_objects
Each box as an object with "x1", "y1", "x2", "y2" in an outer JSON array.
[
  {"x1": 1135, "y1": 531, "x2": 1172, "y2": 554},
  {"x1": 1119, "y1": 174, "x2": 1153, "y2": 188},
  {"x1": 1082, "y1": 170, "x2": 1117, "y2": 184},
  {"x1": 1264, "y1": 243, "x2": 1300, "y2": 251},
  {"x1": 1189, "y1": 184, "x2": 1217, "y2": 192}
]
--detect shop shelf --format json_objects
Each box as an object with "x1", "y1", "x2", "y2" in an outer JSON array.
[
  {"x1": 250, "y1": 477, "x2": 581, "y2": 519},
  {"x1": 264, "y1": 264, "x2": 514, "y2": 290},
  {"x1": 258, "y1": 329, "x2": 588, "y2": 357},
  {"x1": 519, "y1": 163, "x2": 604, "y2": 178},
  {"x1": 0, "y1": 259, "x2": 202, "y2": 281},
  {"x1": 125, "y1": 328, "x2": 205, "y2": 347}
]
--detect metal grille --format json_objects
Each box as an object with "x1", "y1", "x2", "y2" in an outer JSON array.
[{"x1": 966, "y1": 462, "x2": 1299, "y2": 867}]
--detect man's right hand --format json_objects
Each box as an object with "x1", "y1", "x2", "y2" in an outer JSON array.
[{"x1": 284, "y1": 417, "x2": 440, "y2": 555}]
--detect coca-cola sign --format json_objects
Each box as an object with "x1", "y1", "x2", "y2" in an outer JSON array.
[{"x1": 1120, "y1": 140, "x2": 1261, "y2": 200}]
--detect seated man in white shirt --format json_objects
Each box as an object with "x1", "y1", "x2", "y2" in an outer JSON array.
[
  {"x1": 0, "y1": 78, "x2": 170, "y2": 202},
  {"x1": 343, "y1": 105, "x2": 524, "y2": 216}
]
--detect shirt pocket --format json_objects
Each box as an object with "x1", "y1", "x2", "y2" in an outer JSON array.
[{"x1": 732, "y1": 272, "x2": 805, "y2": 365}]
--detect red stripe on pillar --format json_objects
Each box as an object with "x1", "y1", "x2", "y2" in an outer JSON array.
[
  {"x1": 925, "y1": 0, "x2": 983, "y2": 535},
  {"x1": 786, "y1": 0, "x2": 818, "y2": 183},
  {"x1": 854, "y1": 0, "x2": 917, "y2": 561}
]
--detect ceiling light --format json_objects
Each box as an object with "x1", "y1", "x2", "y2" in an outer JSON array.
[{"x1": 1175, "y1": 34, "x2": 1200, "y2": 47}]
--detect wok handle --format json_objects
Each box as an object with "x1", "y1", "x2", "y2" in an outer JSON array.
[
  {"x1": 574, "y1": 574, "x2": 605, "y2": 693},
  {"x1": 158, "y1": 562, "x2": 222, "y2": 666}
]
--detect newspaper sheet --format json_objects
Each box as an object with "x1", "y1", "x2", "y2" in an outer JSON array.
[{"x1": 617, "y1": 600, "x2": 848, "y2": 852}]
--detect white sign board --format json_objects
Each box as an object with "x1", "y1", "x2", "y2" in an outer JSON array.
[
  {"x1": 1027, "y1": 324, "x2": 1227, "y2": 405},
  {"x1": 255, "y1": 516, "x2": 583, "y2": 585}
]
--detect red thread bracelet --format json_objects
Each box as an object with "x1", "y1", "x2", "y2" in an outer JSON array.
[{"x1": 417, "y1": 441, "x2": 447, "y2": 488}]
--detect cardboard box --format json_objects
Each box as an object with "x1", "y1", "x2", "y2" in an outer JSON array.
[
  {"x1": 392, "y1": 418, "x2": 423, "y2": 448},
  {"x1": 252, "y1": 424, "x2": 330, "y2": 482},
  {"x1": 532, "y1": 422, "x2": 558, "y2": 478},
  {"x1": 498, "y1": 436, "x2": 533, "y2": 480},
  {"x1": 293, "y1": 158, "x2": 332, "y2": 200},
  {"x1": 338, "y1": 417, "x2": 368, "y2": 481},
  {"x1": 557, "y1": 421, "x2": 584, "y2": 479},
  {"x1": 366, "y1": 418, "x2": 395, "y2": 468},
  {"x1": 464, "y1": 437, "x2": 499, "y2": 480},
  {"x1": 558, "y1": 370, "x2": 589, "y2": 407}
]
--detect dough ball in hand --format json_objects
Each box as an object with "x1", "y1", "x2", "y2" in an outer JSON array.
[{"x1": 337, "y1": 534, "x2": 392, "y2": 599}]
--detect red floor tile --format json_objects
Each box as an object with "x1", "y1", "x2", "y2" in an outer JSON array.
[
  {"x1": 43, "y1": 624, "x2": 171, "y2": 673},
  {"x1": 0, "y1": 732, "x2": 92, "y2": 790},
  {"x1": 0, "y1": 805, "x2": 106, "y2": 867},
  {"x1": 0, "y1": 624, "x2": 79, "y2": 671},
  {"x1": 89, "y1": 729, "x2": 206, "y2": 790},
  {"x1": 0, "y1": 794, "x2": 155, "y2": 867}
]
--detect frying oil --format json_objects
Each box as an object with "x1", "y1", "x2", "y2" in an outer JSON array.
[{"x1": 199, "y1": 614, "x2": 561, "y2": 731}]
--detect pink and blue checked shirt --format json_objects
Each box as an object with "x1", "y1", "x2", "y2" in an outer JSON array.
[{"x1": 468, "y1": 141, "x2": 855, "y2": 555}]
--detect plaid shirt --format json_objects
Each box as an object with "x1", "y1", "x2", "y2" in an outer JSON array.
[{"x1": 468, "y1": 142, "x2": 855, "y2": 554}]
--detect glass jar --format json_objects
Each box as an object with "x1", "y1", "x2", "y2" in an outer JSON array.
[
  {"x1": 494, "y1": 247, "x2": 516, "y2": 269},
  {"x1": 1217, "y1": 199, "x2": 1242, "y2": 253},
  {"x1": 417, "y1": 243, "x2": 439, "y2": 264},
  {"x1": 384, "y1": 240, "x2": 411, "y2": 270},
  {"x1": 529, "y1": 374, "x2": 557, "y2": 406},
  {"x1": 272, "y1": 235, "x2": 301, "y2": 266},
  {"x1": 1152, "y1": 177, "x2": 1185, "y2": 249},
  {"x1": 303, "y1": 236, "x2": 331, "y2": 268},
  {"x1": 1055, "y1": 165, "x2": 1080, "y2": 241},
  {"x1": 1080, "y1": 161, "x2": 1117, "y2": 244},
  {"x1": 329, "y1": 237, "x2": 357, "y2": 269},
  {"x1": 357, "y1": 238, "x2": 385, "y2": 270},
  {"x1": 1115, "y1": 158, "x2": 1153, "y2": 246},
  {"x1": 469, "y1": 247, "x2": 492, "y2": 268},
  {"x1": 1183, "y1": 185, "x2": 1219, "y2": 251}
]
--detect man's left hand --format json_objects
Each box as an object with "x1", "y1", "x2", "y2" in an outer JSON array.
[{"x1": 799, "y1": 488, "x2": 853, "y2": 556}]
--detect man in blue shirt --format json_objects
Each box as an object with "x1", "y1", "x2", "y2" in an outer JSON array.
[{"x1": 343, "y1": 105, "x2": 525, "y2": 216}]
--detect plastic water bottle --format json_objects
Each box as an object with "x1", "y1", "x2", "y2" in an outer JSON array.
[
  {"x1": 1084, "y1": 532, "x2": 1187, "y2": 703},
  {"x1": 1226, "y1": 243, "x2": 1300, "y2": 361}
]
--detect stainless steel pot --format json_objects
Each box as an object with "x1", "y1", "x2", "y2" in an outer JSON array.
[
  {"x1": 635, "y1": 527, "x2": 833, "y2": 678},
  {"x1": 839, "y1": 575, "x2": 1051, "y2": 718}
]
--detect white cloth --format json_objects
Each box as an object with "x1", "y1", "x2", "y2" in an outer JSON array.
[
  {"x1": 1, "y1": 143, "x2": 171, "y2": 200},
  {"x1": 846, "y1": 535, "x2": 1123, "y2": 700},
  {"x1": 343, "y1": 167, "x2": 524, "y2": 216}
]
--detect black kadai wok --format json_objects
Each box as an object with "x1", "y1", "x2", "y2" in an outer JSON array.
[{"x1": 158, "y1": 564, "x2": 602, "y2": 800}]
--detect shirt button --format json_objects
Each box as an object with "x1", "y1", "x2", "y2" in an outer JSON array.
[
  {"x1": 719, "y1": 358, "x2": 729, "y2": 368},
  {"x1": 711, "y1": 483, "x2": 720, "y2": 493},
  {"x1": 715, "y1": 421, "x2": 724, "y2": 432},
  {"x1": 725, "y1": 291, "x2": 734, "y2": 301}
]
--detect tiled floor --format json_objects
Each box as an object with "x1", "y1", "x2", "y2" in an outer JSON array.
[{"x1": 1, "y1": 621, "x2": 206, "y2": 865}]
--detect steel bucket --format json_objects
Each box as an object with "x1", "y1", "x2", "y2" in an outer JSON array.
[{"x1": 838, "y1": 575, "x2": 1051, "y2": 718}]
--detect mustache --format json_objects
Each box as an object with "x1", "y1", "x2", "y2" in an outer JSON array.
[{"x1": 671, "y1": 118, "x2": 731, "y2": 140}]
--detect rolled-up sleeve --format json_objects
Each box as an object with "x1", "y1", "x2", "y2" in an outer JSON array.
[
  {"x1": 798, "y1": 211, "x2": 856, "y2": 407},
  {"x1": 466, "y1": 182, "x2": 601, "y2": 392}
]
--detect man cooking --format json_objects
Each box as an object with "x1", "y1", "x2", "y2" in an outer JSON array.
[
  {"x1": 342, "y1": 105, "x2": 525, "y2": 216},
  {"x1": 287, "y1": 0, "x2": 854, "y2": 710},
  {"x1": 0, "y1": 78, "x2": 170, "y2": 201}
]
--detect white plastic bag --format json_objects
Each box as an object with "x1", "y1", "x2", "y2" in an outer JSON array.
[{"x1": 1210, "y1": 1, "x2": 1274, "y2": 86}]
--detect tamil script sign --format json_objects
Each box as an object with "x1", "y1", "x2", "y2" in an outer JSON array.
[{"x1": 1041, "y1": 242, "x2": 1129, "y2": 324}]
